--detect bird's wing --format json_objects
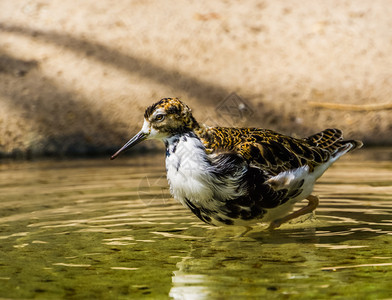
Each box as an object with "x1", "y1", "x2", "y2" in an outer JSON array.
[{"x1": 198, "y1": 127, "x2": 341, "y2": 176}]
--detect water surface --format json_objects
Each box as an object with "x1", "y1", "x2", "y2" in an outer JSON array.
[{"x1": 1, "y1": 149, "x2": 392, "y2": 299}]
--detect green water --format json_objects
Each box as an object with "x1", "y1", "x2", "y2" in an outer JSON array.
[{"x1": 0, "y1": 149, "x2": 392, "y2": 299}]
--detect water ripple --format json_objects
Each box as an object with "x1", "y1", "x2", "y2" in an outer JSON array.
[{"x1": 0, "y1": 151, "x2": 392, "y2": 299}]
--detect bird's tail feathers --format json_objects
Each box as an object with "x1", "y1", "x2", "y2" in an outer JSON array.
[
  {"x1": 332, "y1": 139, "x2": 363, "y2": 158},
  {"x1": 306, "y1": 128, "x2": 363, "y2": 158}
]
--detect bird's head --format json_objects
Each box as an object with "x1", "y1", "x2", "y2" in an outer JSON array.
[{"x1": 111, "y1": 98, "x2": 198, "y2": 159}]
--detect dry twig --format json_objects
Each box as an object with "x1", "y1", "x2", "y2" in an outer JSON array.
[{"x1": 308, "y1": 101, "x2": 392, "y2": 111}]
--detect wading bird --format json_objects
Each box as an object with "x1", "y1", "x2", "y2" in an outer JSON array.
[{"x1": 111, "y1": 98, "x2": 362, "y2": 232}]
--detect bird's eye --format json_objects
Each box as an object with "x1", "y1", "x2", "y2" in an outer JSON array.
[{"x1": 155, "y1": 114, "x2": 165, "y2": 122}]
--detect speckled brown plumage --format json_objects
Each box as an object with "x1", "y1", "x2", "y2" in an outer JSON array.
[{"x1": 196, "y1": 126, "x2": 361, "y2": 175}]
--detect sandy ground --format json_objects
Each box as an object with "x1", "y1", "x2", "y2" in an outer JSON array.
[{"x1": 0, "y1": 0, "x2": 391, "y2": 158}]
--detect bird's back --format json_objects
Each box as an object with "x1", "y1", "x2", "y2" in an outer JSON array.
[{"x1": 197, "y1": 127, "x2": 362, "y2": 176}]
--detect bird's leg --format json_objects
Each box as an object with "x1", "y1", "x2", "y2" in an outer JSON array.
[
  {"x1": 268, "y1": 195, "x2": 319, "y2": 230},
  {"x1": 235, "y1": 226, "x2": 253, "y2": 238}
]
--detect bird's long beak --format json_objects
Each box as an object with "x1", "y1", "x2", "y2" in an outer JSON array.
[{"x1": 110, "y1": 131, "x2": 148, "y2": 160}]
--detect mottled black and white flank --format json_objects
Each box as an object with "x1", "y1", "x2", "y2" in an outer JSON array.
[
  {"x1": 165, "y1": 131, "x2": 277, "y2": 226},
  {"x1": 111, "y1": 98, "x2": 363, "y2": 230}
]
